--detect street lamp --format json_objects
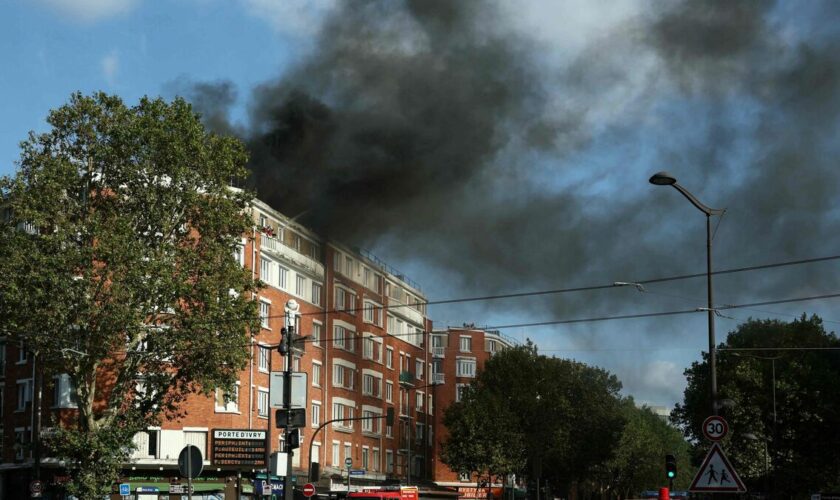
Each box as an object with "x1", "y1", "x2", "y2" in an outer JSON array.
[{"x1": 649, "y1": 171, "x2": 725, "y2": 416}]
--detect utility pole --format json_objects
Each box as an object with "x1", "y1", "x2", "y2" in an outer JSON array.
[{"x1": 282, "y1": 300, "x2": 300, "y2": 500}]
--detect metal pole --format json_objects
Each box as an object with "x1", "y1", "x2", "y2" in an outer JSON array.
[
  {"x1": 283, "y1": 302, "x2": 298, "y2": 500},
  {"x1": 188, "y1": 450, "x2": 193, "y2": 500},
  {"x1": 706, "y1": 214, "x2": 718, "y2": 416}
]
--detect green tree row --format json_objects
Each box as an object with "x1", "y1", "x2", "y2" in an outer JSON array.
[
  {"x1": 672, "y1": 315, "x2": 840, "y2": 497},
  {"x1": 441, "y1": 343, "x2": 691, "y2": 499}
]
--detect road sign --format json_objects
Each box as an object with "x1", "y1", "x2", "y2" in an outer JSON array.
[
  {"x1": 30, "y1": 480, "x2": 43, "y2": 497},
  {"x1": 702, "y1": 415, "x2": 729, "y2": 441},
  {"x1": 119, "y1": 483, "x2": 130, "y2": 496},
  {"x1": 303, "y1": 483, "x2": 317, "y2": 497},
  {"x1": 270, "y1": 372, "x2": 309, "y2": 408},
  {"x1": 178, "y1": 444, "x2": 204, "y2": 478},
  {"x1": 689, "y1": 443, "x2": 746, "y2": 493},
  {"x1": 345, "y1": 457, "x2": 353, "y2": 468},
  {"x1": 169, "y1": 484, "x2": 194, "y2": 495},
  {"x1": 349, "y1": 469, "x2": 365, "y2": 476}
]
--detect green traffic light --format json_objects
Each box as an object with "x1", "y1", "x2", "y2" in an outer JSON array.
[{"x1": 667, "y1": 471, "x2": 675, "y2": 478}]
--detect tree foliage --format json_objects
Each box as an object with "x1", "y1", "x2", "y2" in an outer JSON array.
[
  {"x1": 594, "y1": 400, "x2": 691, "y2": 498},
  {"x1": 440, "y1": 342, "x2": 630, "y2": 498},
  {"x1": 672, "y1": 315, "x2": 840, "y2": 496},
  {"x1": 0, "y1": 92, "x2": 260, "y2": 498}
]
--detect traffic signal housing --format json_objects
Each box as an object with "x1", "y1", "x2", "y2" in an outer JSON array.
[{"x1": 665, "y1": 454, "x2": 677, "y2": 479}]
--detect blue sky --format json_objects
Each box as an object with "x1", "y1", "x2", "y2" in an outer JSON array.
[{"x1": 4, "y1": 0, "x2": 840, "y2": 411}]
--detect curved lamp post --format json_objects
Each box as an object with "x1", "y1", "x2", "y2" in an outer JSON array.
[{"x1": 649, "y1": 171, "x2": 725, "y2": 415}]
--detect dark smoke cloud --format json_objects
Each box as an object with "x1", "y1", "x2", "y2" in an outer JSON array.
[{"x1": 180, "y1": 0, "x2": 840, "y2": 402}]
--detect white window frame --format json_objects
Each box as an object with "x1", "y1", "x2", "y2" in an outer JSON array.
[
  {"x1": 311, "y1": 321, "x2": 322, "y2": 347},
  {"x1": 258, "y1": 388, "x2": 270, "y2": 418},
  {"x1": 312, "y1": 361, "x2": 322, "y2": 387},
  {"x1": 215, "y1": 383, "x2": 240, "y2": 413},
  {"x1": 456, "y1": 358, "x2": 477, "y2": 378},
  {"x1": 258, "y1": 343, "x2": 270, "y2": 373},
  {"x1": 312, "y1": 401, "x2": 321, "y2": 427},
  {"x1": 460, "y1": 335, "x2": 472, "y2": 352},
  {"x1": 259, "y1": 299, "x2": 271, "y2": 329}
]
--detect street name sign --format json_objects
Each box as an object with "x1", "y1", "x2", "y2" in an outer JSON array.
[
  {"x1": 702, "y1": 415, "x2": 729, "y2": 441},
  {"x1": 689, "y1": 443, "x2": 746, "y2": 493}
]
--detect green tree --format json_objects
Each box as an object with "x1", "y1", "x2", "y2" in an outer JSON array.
[
  {"x1": 441, "y1": 385, "x2": 526, "y2": 494},
  {"x1": 0, "y1": 92, "x2": 261, "y2": 498},
  {"x1": 672, "y1": 315, "x2": 840, "y2": 497},
  {"x1": 440, "y1": 342, "x2": 626, "y2": 499},
  {"x1": 595, "y1": 400, "x2": 691, "y2": 498}
]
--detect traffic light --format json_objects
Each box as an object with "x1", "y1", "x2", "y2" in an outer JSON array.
[
  {"x1": 279, "y1": 327, "x2": 291, "y2": 355},
  {"x1": 665, "y1": 454, "x2": 677, "y2": 479},
  {"x1": 287, "y1": 428, "x2": 300, "y2": 450}
]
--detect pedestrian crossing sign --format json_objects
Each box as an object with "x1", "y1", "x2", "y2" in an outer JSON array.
[{"x1": 689, "y1": 442, "x2": 746, "y2": 493}]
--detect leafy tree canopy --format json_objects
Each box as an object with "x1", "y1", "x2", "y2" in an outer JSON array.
[
  {"x1": 671, "y1": 315, "x2": 840, "y2": 497},
  {"x1": 441, "y1": 342, "x2": 628, "y2": 497},
  {"x1": 0, "y1": 92, "x2": 261, "y2": 498}
]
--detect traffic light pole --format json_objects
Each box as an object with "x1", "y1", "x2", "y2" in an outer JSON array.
[
  {"x1": 306, "y1": 410, "x2": 395, "y2": 483},
  {"x1": 283, "y1": 301, "x2": 299, "y2": 500}
]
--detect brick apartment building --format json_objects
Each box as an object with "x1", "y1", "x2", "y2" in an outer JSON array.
[
  {"x1": 428, "y1": 327, "x2": 517, "y2": 498},
  {"x1": 0, "y1": 196, "x2": 455, "y2": 499}
]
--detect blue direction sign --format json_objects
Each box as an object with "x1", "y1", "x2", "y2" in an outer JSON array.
[
  {"x1": 119, "y1": 484, "x2": 130, "y2": 496},
  {"x1": 349, "y1": 469, "x2": 365, "y2": 476}
]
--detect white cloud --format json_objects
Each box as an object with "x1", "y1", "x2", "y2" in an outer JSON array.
[
  {"x1": 240, "y1": 0, "x2": 335, "y2": 36},
  {"x1": 36, "y1": 0, "x2": 139, "y2": 23},
  {"x1": 101, "y1": 50, "x2": 119, "y2": 86}
]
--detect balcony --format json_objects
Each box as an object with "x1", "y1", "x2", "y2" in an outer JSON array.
[
  {"x1": 261, "y1": 235, "x2": 325, "y2": 280},
  {"x1": 398, "y1": 371, "x2": 414, "y2": 387},
  {"x1": 431, "y1": 346, "x2": 445, "y2": 358},
  {"x1": 432, "y1": 373, "x2": 445, "y2": 385}
]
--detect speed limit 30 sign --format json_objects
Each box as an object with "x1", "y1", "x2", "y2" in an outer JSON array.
[{"x1": 702, "y1": 415, "x2": 729, "y2": 441}]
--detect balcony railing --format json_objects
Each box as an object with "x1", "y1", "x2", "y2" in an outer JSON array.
[
  {"x1": 432, "y1": 373, "x2": 445, "y2": 385},
  {"x1": 431, "y1": 346, "x2": 445, "y2": 358},
  {"x1": 398, "y1": 371, "x2": 414, "y2": 386}
]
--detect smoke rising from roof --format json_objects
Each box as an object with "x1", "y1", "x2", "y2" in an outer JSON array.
[{"x1": 181, "y1": 0, "x2": 840, "y2": 402}]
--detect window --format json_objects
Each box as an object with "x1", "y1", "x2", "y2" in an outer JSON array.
[
  {"x1": 333, "y1": 402, "x2": 355, "y2": 430},
  {"x1": 52, "y1": 374, "x2": 78, "y2": 408},
  {"x1": 333, "y1": 252, "x2": 342, "y2": 272},
  {"x1": 333, "y1": 364, "x2": 355, "y2": 390},
  {"x1": 428, "y1": 394, "x2": 434, "y2": 415},
  {"x1": 336, "y1": 288, "x2": 346, "y2": 311},
  {"x1": 312, "y1": 402, "x2": 321, "y2": 427},
  {"x1": 260, "y1": 257, "x2": 271, "y2": 282},
  {"x1": 233, "y1": 240, "x2": 245, "y2": 267},
  {"x1": 344, "y1": 443, "x2": 352, "y2": 463},
  {"x1": 312, "y1": 362, "x2": 321, "y2": 387},
  {"x1": 312, "y1": 442, "x2": 321, "y2": 463},
  {"x1": 457, "y1": 359, "x2": 476, "y2": 378},
  {"x1": 346, "y1": 292, "x2": 356, "y2": 315},
  {"x1": 363, "y1": 336, "x2": 381, "y2": 362},
  {"x1": 16, "y1": 379, "x2": 32, "y2": 411},
  {"x1": 334, "y1": 326, "x2": 354, "y2": 352},
  {"x1": 416, "y1": 392, "x2": 424, "y2": 411},
  {"x1": 386, "y1": 450, "x2": 394, "y2": 472},
  {"x1": 296, "y1": 275, "x2": 306, "y2": 296},
  {"x1": 415, "y1": 422, "x2": 423, "y2": 442},
  {"x1": 312, "y1": 322, "x2": 322, "y2": 347},
  {"x1": 385, "y1": 381, "x2": 393, "y2": 402},
  {"x1": 17, "y1": 342, "x2": 28, "y2": 364},
  {"x1": 372, "y1": 448, "x2": 380, "y2": 472},
  {"x1": 258, "y1": 389, "x2": 269, "y2": 417},
  {"x1": 385, "y1": 347, "x2": 393, "y2": 369},
  {"x1": 363, "y1": 267, "x2": 372, "y2": 289},
  {"x1": 146, "y1": 430, "x2": 160, "y2": 458},
  {"x1": 345, "y1": 256, "x2": 353, "y2": 276},
  {"x1": 387, "y1": 315, "x2": 395, "y2": 335},
  {"x1": 293, "y1": 356, "x2": 301, "y2": 372},
  {"x1": 260, "y1": 300, "x2": 270, "y2": 329},
  {"x1": 278, "y1": 266, "x2": 289, "y2": 290},
  {"x1": 332, "y1": 441, "x2": 340, "y2": 466},
  {"x1": 415, "y1": 359, "x2": 424, "y2": 381},
  {"x1": 258, "y1": 345, "x2": 270, "y2": 372},
  {"x1": 362, "y1": 446, "x2": 369, "y2": 469},
  {"x1": 456, "y1": 383, "x2": 469, "y2": 402},
  {"x1": 362, "y1": 374, "x2": 381, "y2": 398},
  {"x1": 460, "y1": 336, "x2": 472, "y2": 352},
  {"x1": 215, "y1": 385, "x2": 239, "y2": 412},
  {"x1": 311, "y1": 284, "x2": 322, "y2": 306}
]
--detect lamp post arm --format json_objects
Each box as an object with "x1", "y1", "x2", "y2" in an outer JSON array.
[
  {"x1": 307, "y1": 413, "x2": 391, "y2": 482},
  {"x1": 671, "y1": 183, "x2": 726, "y2": 216}
]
